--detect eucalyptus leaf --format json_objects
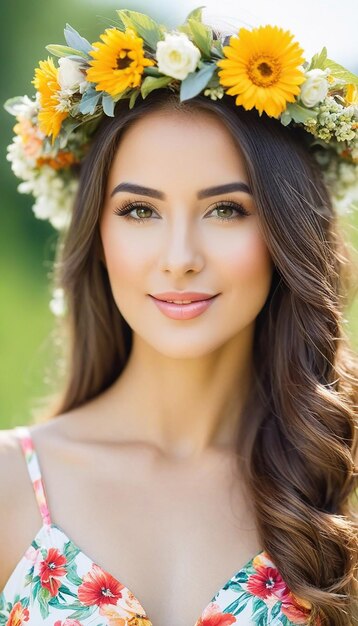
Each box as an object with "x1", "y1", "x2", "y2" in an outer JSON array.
[
  {"x1": 64, "y1": 23, "x2": 92, "y2": 54},
  {"x1": 180, "y1": 63, "x2": 217, "y2": 101},
  {"x1": 46, "y1": 44, "x2": 89, "y2": 60},
  {"x1": 78, "y1": 89, "x2": 102, "y2": 115},
  {"x1": 141, "y1": 75, "x2": 173, "y2": 99},
  {"x1": 187, "y1": 18, "x2": 212, "y2": 58},
  {"x1": 117, "y1": 10, "x2": 164, "y2": 49},
  {"x1": 185, "y1": 6, "x2": 206, "y2": 22},
  {"x1": 102, "y1": 94, "x2": 115, "y2": 117}
]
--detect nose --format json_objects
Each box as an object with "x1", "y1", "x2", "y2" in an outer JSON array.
[{"x1": 159, "y1": 216, "x2": 204, "y2": 277}]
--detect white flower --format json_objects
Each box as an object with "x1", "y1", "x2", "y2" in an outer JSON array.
[
  {"x1": 58, "y1": 57, "x2": 86, "y2": 92},
  {"x1": 300, "y1": 69, "x2": 329, "y2": 108},
  {"x1": 156, "y1": 32, "x2": 201, "y2": 80},
  {"x1": 49, "y1": 287, "x2": 67, "y2": 317}
]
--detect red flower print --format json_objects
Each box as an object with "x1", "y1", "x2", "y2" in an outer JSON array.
[
  {"x1": 281, "y1": 590, "x2": 312, "y2": 624},
  {"x1": 247, "y1": 565, "x2": 288, "y2": 600},
  {"x1": 78, "y1": 563, "x2": 125, "y2": 607},
  {"x1": 195, "y1": 602, "x2": 236, "y2": 626},
  {"x1": 6, "y1": 601, "x2": 30, "y2": 626},
  {"x1": 38, "y1": 547, "x2": 67, "y2": 596},
  {"x1": 54, "y1": 621, "x2": 83, "y2": 626}
]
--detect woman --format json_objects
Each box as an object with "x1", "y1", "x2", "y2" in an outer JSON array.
[{"x1": 1, "y1": 8, "x2": 357, "y2": 626}]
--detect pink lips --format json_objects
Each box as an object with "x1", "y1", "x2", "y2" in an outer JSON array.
[{"x1": 148, "y1": 293, "x2": 219, "y2": 320}]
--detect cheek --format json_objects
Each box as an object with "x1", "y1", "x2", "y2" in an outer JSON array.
[
  {"x1": 218, "y1": 225, "x2": 273, "y2": 309},
  {"x1": 100, "y1": 223, "x2": 146, "y2": 297}
]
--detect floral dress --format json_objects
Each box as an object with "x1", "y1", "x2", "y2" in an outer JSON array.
[{"x1": 0, "y1": 426, "x2": 315, "y2": 626}]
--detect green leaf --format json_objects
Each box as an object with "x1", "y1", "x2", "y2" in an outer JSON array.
[
  {"x1": 308, "y1": 48, "x2": 358, "y2": 85},
  {"x1": 308, "y1": 47, "x2": 328, "y2": 71},
  {"x1": 177, "y1": 24, "x2": 192, "y2": 38},
  {"x1": 112, "y1": 87, "x2": 132, "y2": 102},
  {"x1": 46, "y1": 44, "x2": 89, "y2": 60},
  {"x1": 67, "y1": 605, "x2": 97, "y2": 620},
  {"x1": 143, "y1": 66, "x2": 161, "y2": 77},
  {"x1": 270, "y1": 601, "x2": 282, "y2": 619},
  {"x1": 180, "y1": 63, "x2": 217, "y2": 101},
  {"x1": 281, "y1": 102, "x2": 318, "y2": 126},
  {"x1": 187, "y1": 18, "x2": 212, "y2": 58},
  {"x1": 185, "y1": 6, "x2": 206, "y2": 22},
  {"x1": 65, "y1": 566, "x2": 83, "y2": 587},
  {"x1": 129, "y1": 89, "x2": 141, "y2": 109},
  {"x1": 116, "y1": 10, "x2": 164, "y2": 49},
  {"x1": 141, "y1": 75, "x2": 173, "y2": 99},
  {"x1": 38, "y1": 587, "x2": 51, "y2": 619},
  {"x1": 324, "y1": 59, "x2": 358, "y2": 85}
]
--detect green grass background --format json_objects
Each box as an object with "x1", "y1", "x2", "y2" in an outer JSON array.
[{"x1": 0, "y1": 1, "x2": 357, "y2": 429}]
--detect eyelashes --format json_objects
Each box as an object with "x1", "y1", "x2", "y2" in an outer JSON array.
[{"x1": 113, "y1": 198, "x2": 251, "y2": 224}]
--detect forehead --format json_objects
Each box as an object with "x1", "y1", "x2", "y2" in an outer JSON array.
[{"x1": 107, "y1": 108, "x2": 248, "y2": 189}]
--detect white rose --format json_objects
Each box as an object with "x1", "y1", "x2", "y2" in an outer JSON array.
[
  {"x1": 300, "y1": 69, "x2": 329, "y2": 108},
  {"x1": 156, "y1": 32, "x2": 201, "y2": 80},
  {"x1": 58, "y1": 57, "x2": 86, "y2": 92}
]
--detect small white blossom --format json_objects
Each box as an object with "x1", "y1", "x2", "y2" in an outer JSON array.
[
  {"x1": 204, "y1": 86, "x2": 224, "y2": 100},
  {"x1": 5, "y1": 95, "x2": 39, "y2": 120},
  {"x1": 49, "y1": 287, "x2": 67, "y2": 317},
  {"x1": 300, "y1": 69, "x2": 329, "y2": 108},
  {"x1": 56, "y1": 89, "x2": 74, "y2": 113},
  {"x1": 156, "y1": 32, "x2": 201, "y2": 80}
]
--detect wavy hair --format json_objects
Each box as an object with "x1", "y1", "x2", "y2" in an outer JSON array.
[{"x1": 41, "y1": 87, "x2": 358, "y2": 624}]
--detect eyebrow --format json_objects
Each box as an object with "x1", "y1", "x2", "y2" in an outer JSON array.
[{"x1": 110, "y1": 181, "x2": 252, "y2": 199}]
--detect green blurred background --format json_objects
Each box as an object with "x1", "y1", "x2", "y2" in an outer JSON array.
[{"x1": 1, "y1": 1, "x2": 357, "y2": 429}]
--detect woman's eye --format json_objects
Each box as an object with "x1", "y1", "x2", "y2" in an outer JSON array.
[
  {"x1": 113, "y1": 202, "x2": 156, "y2": 222},
  {"x1": 113, "y1": 200, "x2": 250, "y2": 223},
  {"x1": 209, "y1": 202, "x2": 250, "y2": 221}
]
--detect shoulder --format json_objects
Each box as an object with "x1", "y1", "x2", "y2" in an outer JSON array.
[{"x1": 0, "y1": 427, "x2": 43, "y2": 591}]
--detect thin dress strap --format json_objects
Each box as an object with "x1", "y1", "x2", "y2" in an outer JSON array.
[{"x1": 14, "y1": 425, "x2": 52, "y2": 526}]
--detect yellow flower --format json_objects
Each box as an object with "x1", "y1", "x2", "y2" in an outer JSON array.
[
  {"x1": 32, "y1": 58, "x2": 68, "y2": 142},
  {"x1": 217, "y1": 25, "x2": 306, "y2": 118},
  {"x1": 345, "y1": 83, "x2": 358, "y2": 105},
  {"x1": 86, "y1": 27, "x2": 155, "y2": 98}
]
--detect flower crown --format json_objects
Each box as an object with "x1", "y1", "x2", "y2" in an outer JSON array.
[{"x1": 5, "y1": 6, "x2": 358, "y2": 231}]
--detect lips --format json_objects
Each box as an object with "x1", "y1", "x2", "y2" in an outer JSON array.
[
  {"x1": 151, "y1": 292, "x2": 216, "y2": 303},
  {"x1": 149, "y1": 294, "x2": 219, "y2": 320}
]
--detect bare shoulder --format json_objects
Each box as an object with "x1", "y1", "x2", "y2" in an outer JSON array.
[{"x1": 0, "y1": 427, "x2": 42, "y2": 591}]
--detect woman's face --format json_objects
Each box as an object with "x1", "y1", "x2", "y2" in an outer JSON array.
[{"x1": 100, "y1": 108, "x2": 274, "y2": 358}]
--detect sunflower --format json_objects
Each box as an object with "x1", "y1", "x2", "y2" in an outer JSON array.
[
  {"x1": 32, "y1": 58, "x2": 68, "y2": 142},
  {"x1": 217, "y1": 25, "x2": 305, "y2": 118},
  {"x1": 86, "y1": 27, "x2": 155, "y2": 98}
]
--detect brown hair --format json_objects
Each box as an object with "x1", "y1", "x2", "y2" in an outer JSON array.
[{"x1": 43, "y1": 88, "x2": 358, "y2": 624}]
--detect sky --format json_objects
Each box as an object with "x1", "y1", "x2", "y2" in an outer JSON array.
[{"x1": 85, "y1": 0, "x2": 358, "y2": 71}]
